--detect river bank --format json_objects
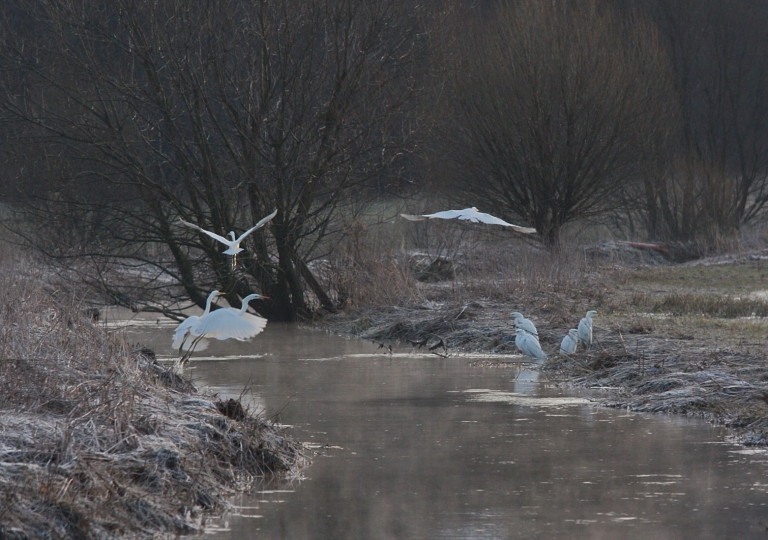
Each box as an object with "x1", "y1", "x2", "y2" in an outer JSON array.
[
  {"x1": 320, "y1": 246, "x2": 768, "y2": 446},
  {"x1": 0, "y1": 256, "x2": 305, "y2": 538}
]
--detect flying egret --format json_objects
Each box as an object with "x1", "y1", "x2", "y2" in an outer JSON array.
[
  {"x1": 578, "y1": 310, "x2": 598, "y2": 350},
  {"x1": 559, "y1": 329, "x2": 579, "y2": 355},
  {"x1": 180, "y1": 209, "x2": 278, "y2": 267},
  {"x1": 515, "y1": 328, "x2": 547, "y2": 361},
  {"x1": 510, "y1": 311, "x2": 538, "y2": 337},
  {"x1": 172, "y1": 290, "x2": 221, "y2": 352},
  {"x1": 173, "y1": 292, "x2": 269, "y2": 364},
  {"x1": 191, "y1": 293, "x2": 268, "y2": 342},
  {"x1": 400, "y1": 207, "x2": 536, "y2": 234}
]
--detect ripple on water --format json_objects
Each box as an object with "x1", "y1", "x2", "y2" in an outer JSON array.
[{"x1": 462, "y1": 389, "x2": 590, "y2": 407}]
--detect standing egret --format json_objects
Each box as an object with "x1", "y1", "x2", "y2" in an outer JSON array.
[
  {"x1": 578, "y1": 310, "x2": 598, "y2": 350},
  {"x1": 180, "y1": 209, "x2": 278, "y2": 268},
  {"x1": 400, "y1": 207, "x2": 537, "y2": 234},
  {"x1": 515, "y1": 328, "x2": 547, "y2": 361},
  {"x1": 559, "y1": 329, "x2": 579, "y2": 355},
  {"x1": 510, "y1": 312, "x2": 538, "y2": 337},
  {"x1": 172, "y1": 290, "x2": 222, "y2": 352}
]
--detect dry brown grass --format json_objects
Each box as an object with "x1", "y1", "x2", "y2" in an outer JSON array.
[
  {"x1": 324, "y1": 219, "x2": 592, "y2": 311},
  {"x1": 324, "y1": 219, "x2": 423, "y2": 309},
  {"x1": 0, "y1": 249, "x2": 305, "y2": 538}
]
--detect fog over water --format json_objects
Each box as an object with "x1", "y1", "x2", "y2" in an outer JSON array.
[{"x1": 121, "y1": 320, "x2": 768, "y2": 539}]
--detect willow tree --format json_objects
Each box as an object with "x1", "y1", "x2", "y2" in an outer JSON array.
[
  {"x1": 0, "y1": 0, "x2": 423, "y2": 319},
  {"x1": 437, "y1": 0, "x2": 674, "y2": 247}
]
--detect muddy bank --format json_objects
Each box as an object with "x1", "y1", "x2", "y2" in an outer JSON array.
[
  {"x1": 321, "y1": 283, "x2": 768, "y2": 446},
  {"x1": 0, "y1": 261, "x2": 305, "y2": 538}
]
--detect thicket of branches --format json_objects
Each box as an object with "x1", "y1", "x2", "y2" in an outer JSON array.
[
  {"x1": 435, "y1": 0, "x2": 675, "y2": 247},
  {"x1": 0, "y1": 0, "x2": 425, "y2": 319},
  {"x1": 2, "y1": 0, "x2": 768, "y2": 317}
]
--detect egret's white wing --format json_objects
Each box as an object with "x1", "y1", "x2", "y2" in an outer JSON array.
[
  {"x1": 235, "y1": 209, "x2": 278, "y2": 243},
  {"x1": 400, "y1": 208, "x2": 537, "y2": 234},
  {"x1": 215, "y1": 312, "x2": 268, "y2": 341},
  {"x1": 422, "y1": 209, "x2": 467, "y2": 220},
  {"x1": 400, "y1": 213, "x2": 428, "y2": 221},
  {"x1": 193, "y1": 310, "x2": 267, "y2": 341},
  {"x1": 172, "y1": 316, "x2": 199, "y2": 350},
  {"x1": 179, "y1": 219, "x2": 233, "y2": 246}
]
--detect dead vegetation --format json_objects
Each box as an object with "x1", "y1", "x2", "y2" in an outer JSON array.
[
  {"x1": 543, "y1": 336, "x2": 768, "y2": 445},
  {"x1": 321, "y1": 239, "x2": 768, "y2": 446},
  {"x1": 0, "y1": 252, "x2": 305, "y2": 538}
]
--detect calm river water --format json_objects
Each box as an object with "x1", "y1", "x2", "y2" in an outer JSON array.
[{"x1": 118, "y1": 317, "x2": 768, "y2": 539}]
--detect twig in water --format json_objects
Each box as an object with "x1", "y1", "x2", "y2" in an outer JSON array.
[
  {"x1": 372, "y1": 340, "x2": 393, "y2": 355},
  {"x1": 407, "y1": 337, "x2": 429, "y2": 349},
  {"x1": 428, "y1": 338, "x2": 447, "y2": 353}
]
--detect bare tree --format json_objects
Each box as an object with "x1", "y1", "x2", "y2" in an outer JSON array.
[
  {"x1": 630, "y1": 0, "x2": 768, "y2": 249},
  {"x1": 436, "y1": 0, "x2": 674, "y2": 247},
  {"x1": 0, "y1": 0, "x2": 424, "y2": 319}
]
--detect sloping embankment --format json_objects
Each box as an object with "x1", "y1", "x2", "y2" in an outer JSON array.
[{"x1": 0, "y1": 260, "x2": 305, "y2": 538}]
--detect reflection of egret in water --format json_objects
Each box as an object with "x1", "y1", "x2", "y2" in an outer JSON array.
[{"x1": 512, "y1": 368, "x2": 540, "y2": 395}]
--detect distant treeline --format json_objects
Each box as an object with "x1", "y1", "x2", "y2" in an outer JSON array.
[{"x1": 0, "y1": 0, "x2": 764, "y2": 318}]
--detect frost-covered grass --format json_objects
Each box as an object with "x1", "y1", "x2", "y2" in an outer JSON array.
[{"x1": 0, "y1": 248, "x2": 305, "y2": 538}]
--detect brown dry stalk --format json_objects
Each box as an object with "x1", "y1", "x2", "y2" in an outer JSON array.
[{"x1": 0, "y1": 252, "x2": 306, "y2": 538}]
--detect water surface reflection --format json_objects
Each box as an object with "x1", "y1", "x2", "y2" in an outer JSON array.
[{"x1": 122, "y1": 322, "x2": 768, "y2": 539}]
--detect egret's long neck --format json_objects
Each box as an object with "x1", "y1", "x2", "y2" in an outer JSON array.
[
  {"x1": 237, "y1": 294, "x2": 259, "y2": 315},
  {"x1": 203, "y1": 292, "x2": 219, "y2": 315}
]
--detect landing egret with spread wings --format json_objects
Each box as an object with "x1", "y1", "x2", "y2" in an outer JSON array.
[
  {"x1": 180, "y1": 209, "x2": 278, "y2": 267},
  {"x1": 172, "y1": 290, "x2": 221, "y2": 353},
  {"x1": 515, "y1": 328, "x2": 547, "y2": 361},
  {"x1": 578, "y1": 310, "x2": 598, "y2": 350},
  {"x1": 173, "y1": 292, "x2": 269, "y2": 364},
  {"x1": 401, "y1": 207, "x2": 536, "y2": 234}
]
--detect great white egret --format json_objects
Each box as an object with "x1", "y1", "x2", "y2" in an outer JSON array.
[
  {"x1": 400, "y1": 207, "x2": 537, "y2": 234},
  {"x1": 559, "y1": 329, "x2": 579, "y2": 355},
  {"x1": 192, "y1": 293, "x2": 268, "y2": 341},
  {"x1": 510, "y1": 311, "x2": 538, "y2": 337},
  {"x1": 515, "y1": 328, "x2": 547, "y2": 361},
  {"x1": 180, "y1": 209, "x2": 278, "y2": 267},
  {"x1": 578, "y1": 310, "x2": 597, "y2": 350},
  {"x1": 172, "y1": 290, "x2": 221, "y2": 351},
  {"x1": 173, "y1": 292, "x2": 269, "y2": 364}
]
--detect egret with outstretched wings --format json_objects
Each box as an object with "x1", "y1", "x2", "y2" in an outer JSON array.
[
  {"x1": 180, "y1": 209, "x2": 278, "y2": 267},
  {"x1": 173, "y1": 292, "x2": 269, "y2": 365},
  {"x1": 401, "y1": 207, "x2": 536, "y2": 234}
]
